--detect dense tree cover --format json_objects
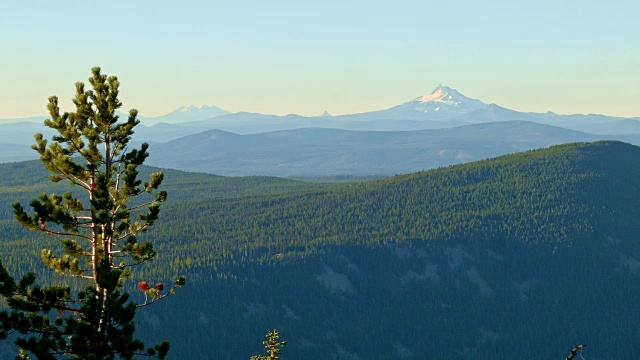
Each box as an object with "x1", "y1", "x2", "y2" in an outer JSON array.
[
  {"x1": 103, "y1": 241, "x2": 638, "y2": 359},
  {"x1": 2, "y1": 140, "x2": 640, "y2": 358},
  {"x1": 2, "y1": 141, "x2": 640, "y2": 281},
  {"x1": 0, "y1": 160, "x2": 330, "y2": 219},
  {"x1": 148, "y1": 141, "x2": 640, "y2": 276}
]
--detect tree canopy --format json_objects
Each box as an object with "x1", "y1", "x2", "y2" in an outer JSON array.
[{"x1": 0, "y1": 67, "x2": 182, "y2": 359}]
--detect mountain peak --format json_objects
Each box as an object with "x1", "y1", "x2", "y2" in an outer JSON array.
[
  {"x1": 140, "y1": 104, "x2": 231, "y2": 125},
  {"x1": 179, "y1": 105, "x2": 201, "y2": 112},
  {"x1": 177, "y1": 105, "x2": 220, "y2": 113},
  {"x1": 406, "y1": 85, "x2": 488, "y2": 114},
  {"x1": 419, "y1": 85, "x2": 459, "y2": 103},
  {"x1": 168, "y1": 104, "x2": 229, "y2": 116}
]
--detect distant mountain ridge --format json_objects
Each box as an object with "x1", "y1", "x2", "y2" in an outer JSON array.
[
  {"x1": 3, "y1": 85, "x2": 636, "y2": 129},
  {"x1": 2, "y1": 86, "x2": 640, "y2": 177},
  {"x1": 145, "y1": 121, "x2": 608, "y2": 177},
  {"x1": 137, "y1": 104, "x2": 230, "y2": 125}
]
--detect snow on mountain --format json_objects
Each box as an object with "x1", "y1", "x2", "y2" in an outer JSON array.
[
  {"x1": 140, "y1": 105, "x2": 231, "y2": 125},
  {"x1": 3, "y1": 86, "x2": 636, "y2": 145},
  {"x1": 334, "y1": 85, "x2": 492, "y2": 122},
  {"x1": 179, "y1": 105, "x2": 201, "y2": 113},
  {"x1": 403, "y1": 85, "x2": 488, "y2": 114}
]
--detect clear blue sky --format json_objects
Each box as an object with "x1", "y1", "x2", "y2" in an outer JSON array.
[{"x1": 1, "y1": 0, "x2": 638, "y2": 119}]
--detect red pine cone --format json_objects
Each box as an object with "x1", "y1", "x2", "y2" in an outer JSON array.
[
  {"x1": 138, "y1": 281, "x2": 150, "y2": 292},
  {"x1": 155, "y1": 283, "x2": 164, "y2": 291}
]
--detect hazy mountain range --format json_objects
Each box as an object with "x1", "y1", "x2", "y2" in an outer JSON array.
[{"x1": 2, "y1": 86, "x2": 639, "y2": 176}]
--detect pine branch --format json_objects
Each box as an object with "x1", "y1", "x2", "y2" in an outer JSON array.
[
  {"x1": 565, "y1": 344, "x2": 586, "y2": 360},
  {"x1": 38, "y1": 229, "x2": 93, "y2": 241}
]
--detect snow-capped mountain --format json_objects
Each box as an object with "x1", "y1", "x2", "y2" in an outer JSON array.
[
  {"x1": 139, "y1": 105, "x2": 230, "y2": 125},
  {"x1": 3, "y1": 85, "x2": 638, "y2": 157},
  {"x1": 409, "y1": 85, "x2": 488, "y2": 113},
  {"x1": 332, "y1": 85, "x2": 491, "y2": 122},
  {"x1": 388, "y1": 85, "x2": 489, "y2": 115}
]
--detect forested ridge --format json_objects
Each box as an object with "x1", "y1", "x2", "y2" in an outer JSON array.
[
  {"x1": 2, "y1": 140, "x2": 640, "y2": 359},
  {"x1": 139, "y1": 141, "x2": 637, "y2": 278}
]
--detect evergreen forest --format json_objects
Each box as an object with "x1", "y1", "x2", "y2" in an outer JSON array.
[{"x1": 2, "y1": 141, "x2": 639, "y2": 359}]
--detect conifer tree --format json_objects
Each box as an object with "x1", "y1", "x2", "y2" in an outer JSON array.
[
  {"x1": 0, "y1": 67, "x2": 183, "y2": 359},
  {"x1": 250, "y1": 329, "x2": 286, "y2": 360}
]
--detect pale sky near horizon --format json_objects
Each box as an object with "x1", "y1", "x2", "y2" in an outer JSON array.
[{"x1": 1, "y1": 0, "x2": 638, "y2": 119}]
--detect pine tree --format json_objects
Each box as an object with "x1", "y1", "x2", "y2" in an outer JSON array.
[
  {"x1": 250, "y1": 329, "x2": 286, "y2": 360},
  {"x1": 0, "y1": 67, "x2": 183, "y2": 359}
]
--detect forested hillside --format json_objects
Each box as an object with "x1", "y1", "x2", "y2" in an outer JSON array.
[
  {"x1": 1, "y1": 141, "x2": 639, "y2": 359},
  {"x1": 152, "y1": 140, "x2": 640, "y2": 276}
]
